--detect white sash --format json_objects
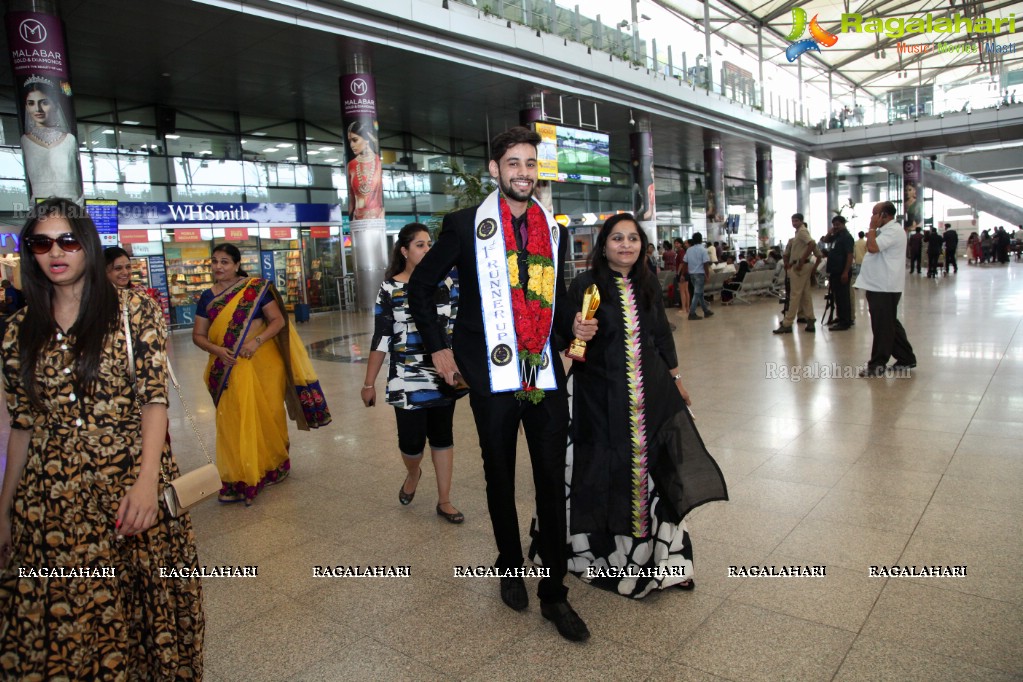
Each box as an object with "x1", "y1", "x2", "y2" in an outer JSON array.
[{"x1": 473, "y1": 190, "x2": 559, "y2": 394}]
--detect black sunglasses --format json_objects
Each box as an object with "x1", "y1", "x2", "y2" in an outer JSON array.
[{"x1": 25, "y1": 233, "x2": 84, "y2": 255}]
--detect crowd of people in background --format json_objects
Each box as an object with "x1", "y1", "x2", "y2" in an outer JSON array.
[{"x1": 967, "y1": 226, "x2": 1020, "y2": 265}]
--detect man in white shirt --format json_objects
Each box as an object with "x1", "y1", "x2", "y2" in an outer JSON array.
[{"x1": 854, "y1": 201, "x2": 917, "y2": 377}]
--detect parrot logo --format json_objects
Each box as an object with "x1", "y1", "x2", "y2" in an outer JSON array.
[{"x1": 785, "y1": 8, "x2": 839, "y2": 61}]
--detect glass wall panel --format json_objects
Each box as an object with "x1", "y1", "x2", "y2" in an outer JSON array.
[
  {"x1": 239, "y1": 117, "x2": 297, "y2": 138},
  {"x1": 242, "y1": 137, "x2": 297, "y2": 164},
  {"x1": 170, "y1": 185, "x2": 245, "y2": 202},
  {"x1": 73, "y1": 96, "x2": 116, "y2": 122},
  {"x1": 175, "y1": 108, "x2": 237, "y2": 133},
  {"x1": 81, "y1": 153, "x2": 122, "y2": 184},
  {"x1": 173, "y1": 157, "x2": 246, "y2": 187},
  {"x1": 266, "y1": 187, "x2": 308, "y2": 203},
  {"x1": 167, "y1": 133, "x2": 240, "y2": 160},
  {"x1": 0, "y1": 116, "x2": 22, "y2": 145},
  {"x1": 0, "y1": 178, "x2": 28, "y2": 210},
  {"x1": 0, "y1": 147, "x2": 25, "y2": 179},
  {"x1": 115, "y1": 102, "x2": 156, "y2": 127}
]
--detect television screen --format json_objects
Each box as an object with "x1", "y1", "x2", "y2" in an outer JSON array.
[{"x1": 534, "y1": 123, "x2": 611, "y2": 185}]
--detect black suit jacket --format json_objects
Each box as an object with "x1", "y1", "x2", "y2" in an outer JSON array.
[{"x1": 408, "y1": 201, "x2": 574, "y2": 395}]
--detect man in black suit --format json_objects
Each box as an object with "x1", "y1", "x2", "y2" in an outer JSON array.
[
  {"x1": 943, "y1": 223, "x2": 959, "y2": 275},
  {"x1": 408, "y1": 127, "x2": 596, "y2": 642}
]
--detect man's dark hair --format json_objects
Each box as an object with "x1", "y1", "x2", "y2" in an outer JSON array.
[
  {"x1": 945, "y1": 223, "x2": 952, "y2": 229},
  {"x1": 858, "y1": 231, "x2": 865, "y2": 238},
  {"x1": 915, "y1": 227, "x2": 922, "y2": 233},
  {"x1": 490, "y1": 126, "x2": 541, "y2": 162},
  {"x1": 690, "y1": 232, "x2": 703, "y2": 244},
  {"x1": 791, "y1": 213, "x2": 804, "y2": 221},
  {"x1": 832, "y1": 215, "x2": 847, "y2": 225}
]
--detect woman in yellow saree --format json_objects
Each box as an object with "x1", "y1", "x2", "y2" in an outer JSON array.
[{"x1": 192, "y1": 244, "x2": 330, "y2": 505}]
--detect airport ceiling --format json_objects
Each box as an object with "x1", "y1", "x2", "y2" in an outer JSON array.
[
  {"x1": 659, "y1": 0, "x2": 1021, "y2": 99},
  {"x1": 8, "y1": 0, "x2": 1012, "y2": 180}
]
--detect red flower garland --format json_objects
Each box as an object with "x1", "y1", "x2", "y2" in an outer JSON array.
[{"x1": 500, "y1": 198, "x2": 554, "y2": 402}]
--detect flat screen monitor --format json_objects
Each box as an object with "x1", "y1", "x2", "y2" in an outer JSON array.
[{"x1": 534, "y1": 123, "x2": 611, "y2": 185}]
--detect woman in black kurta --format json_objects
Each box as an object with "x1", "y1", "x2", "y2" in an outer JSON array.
[{"x1": 563, "y1": 214, "x2": 727, "y2": 599}]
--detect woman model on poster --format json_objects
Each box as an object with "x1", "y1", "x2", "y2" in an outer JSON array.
[
  {"x1": 0, "y1": 198, "x2": 203, "y2": 677},
  {"x1": 904, "y1": 183, "x2": 922, "y2": 229},
  {"x1": 191, "y1": 244, "x2": 331, "y2": 506},
  {"x1": 362, "y1": 223, "x2": 467, "y2": 523},
  {"x1": 544, "y1": 213, "x2": 727, "y2": 599},
  {"x1": 20, "y1": 80, "x2": 82, "y2": 204},
  {"x1": 346, "y1": 120, "x2": 384, "y2": 221}
]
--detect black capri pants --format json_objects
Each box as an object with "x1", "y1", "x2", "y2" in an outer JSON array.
[{"x1": 393, "y1": 402, "x2": 456, "y2": 455}]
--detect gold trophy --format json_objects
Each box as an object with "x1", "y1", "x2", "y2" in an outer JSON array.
[{"x1": 566, "y1": 284, "x2": 600, "y2": 361}]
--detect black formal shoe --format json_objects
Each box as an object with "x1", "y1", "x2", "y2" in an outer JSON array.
[
  {"x1": 500, "y1": 577, "x2": 528, "y2": 611},
  {"x1": 890, "y1": 361, "x2": 917, "y2": 370},
  {"x1": 804, "y1": 323, "x2": 815, "y2": 333},
  {"x1": 540, "y1": 600, "x2": 590, "y2": 642},
  {"x1": 830, "y1": 323, "x2": 852, "y2": 331},
  {"x1": 674, "y1": 579, "x2": 696, "y2": 591},
  {"x1": 773, "y1": 325, "x2": 793, "y2": 334},
  {"x1": 703, "y1": 309, "x2": 714, "y2": 317},
  {"x1": 796, "y1": 317, "x2": 811, "y2": 323},
  {"x1": 858, "y1": 365, "x2": 885, "y2": 378},
  {"x1": 687, "y1": 313, "x2": 701, "y2": 320}
]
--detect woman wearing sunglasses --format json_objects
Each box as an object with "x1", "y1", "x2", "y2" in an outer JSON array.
[{"x1": 0, "y1": 198, "x2": 204, "y2": 677}]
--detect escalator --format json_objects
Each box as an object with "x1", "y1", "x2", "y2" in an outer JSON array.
[{"x1": 877, "y1": 158, "x2": 1023, "y2": 226}]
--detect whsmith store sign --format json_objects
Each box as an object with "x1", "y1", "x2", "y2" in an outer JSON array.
[{"x1": 117, "y1": 202, "x2": 345, "y2": 226}]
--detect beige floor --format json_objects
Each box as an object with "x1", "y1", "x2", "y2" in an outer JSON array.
[{"x1": 3, "y1": 261, "x2": 1022, "y2": 680}]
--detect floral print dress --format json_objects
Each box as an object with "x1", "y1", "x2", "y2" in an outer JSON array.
[{"x1": 0, "y1": 290, "x2": 204, "y2": 680}]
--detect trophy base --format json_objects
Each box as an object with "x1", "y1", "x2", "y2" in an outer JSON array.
[{"x1": 565, "y1": 339, "x2": 587, "y2": 362}]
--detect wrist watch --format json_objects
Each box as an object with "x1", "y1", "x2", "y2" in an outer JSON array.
[{"x1": 672, "y1": 373, "x2": 682, "y2": 382}]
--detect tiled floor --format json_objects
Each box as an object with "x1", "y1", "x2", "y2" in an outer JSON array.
[{"x1": 3, "y1": 261, "x2": 1022, "y2": 680}]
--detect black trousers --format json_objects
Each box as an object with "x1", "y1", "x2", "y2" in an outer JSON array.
[
  {"x1": 909, "y1": 253, "x2": 922, "y2": 273},
  {"x1": 468, "y1": 387, "x2": 569, "y2": 603},
  {"x1": 830, "y1": 276, "x2": 852, "y2": 325},
  {"x1": 945, "y1": 250, "x2": 958, "y2": 272},
  {"x1": 864, "y1": 291, "x2": 916, "y2": 370},
  {"x1": 927, "y1": 252, "x2": 940, "y2": 276}
]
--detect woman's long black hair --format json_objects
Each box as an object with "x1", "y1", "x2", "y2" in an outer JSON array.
[
  {"x1": 589, "y1": 212, "x2": 659, "y2": 309},
  {"x1": 18, "y1": 198, "x2": 119, "y2": 408},
  {"x1": 384, "y1": 223, "x2": 429, "y2": 278}
]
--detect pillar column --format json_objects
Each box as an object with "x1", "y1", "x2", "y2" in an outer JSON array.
[
  {"x1": 903, "y1": 155, "x2": 923, "y2": 229},
  {"x1": 703, "y1": 134, "x2": 725, "y2": 243},
  {"x1": 340, "y1": 44, "x2": 388, "y2": 310},
  {"x1": 755, "y1": 144, "x2": 773, "y2": 251},
  {"x1": 6, "y1": 0, "x2": 84, "y2": 204},
  {"x1": 826, "y1": 161, "x2": 840, "y2": 224},
  {"x1": 630, "y1": 114, "x2": 656, "y2": 245},
  {"x1": 795, "y1": 152, "x2": 810, "y2": 217}
]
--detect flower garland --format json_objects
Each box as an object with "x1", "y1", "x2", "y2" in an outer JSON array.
[{"x1": 500, "y1": 197, "x2": 555, "y2": 403}]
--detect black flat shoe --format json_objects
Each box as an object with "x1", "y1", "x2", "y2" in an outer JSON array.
[
  {"x1": 436, "y1": 504, "x2": 464, "y2": 524},
  {"x1": 500, "y1": 577, "x2": 528, "y2": 611},
  {"x1": 398, "y1": 468, "x2": 422, "y2": 506},
  {"x1": 541, "y1": 600, "x2": 590, "y2": 642}
]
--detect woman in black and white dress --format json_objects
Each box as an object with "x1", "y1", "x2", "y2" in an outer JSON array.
[
  {"x1": 362, "y1": 223, "x2": 467, "y2": 523},
  {"x1": 544, "y1": 213, "x2": 727, "y2": 599}
]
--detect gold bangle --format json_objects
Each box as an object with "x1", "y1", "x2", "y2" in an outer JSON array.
[{"x1": 362, "y1": 385, "x2": 374, "y2": 390}]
